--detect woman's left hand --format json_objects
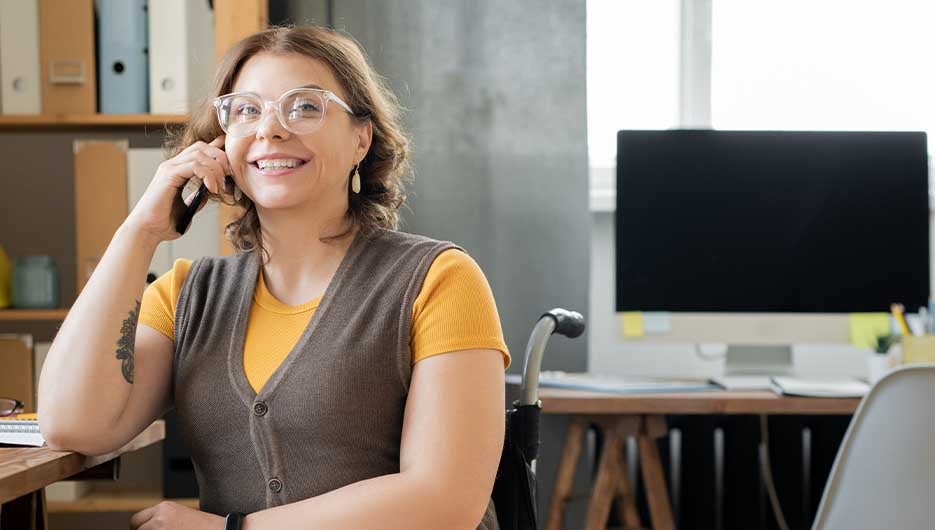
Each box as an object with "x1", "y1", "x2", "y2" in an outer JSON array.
[{"x1": 129, "y1": 501, "x2": 225, "y2": 530}]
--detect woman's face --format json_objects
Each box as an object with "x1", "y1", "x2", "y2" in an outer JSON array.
[{"x1": 224, "y1": 52, "x2": 371, "y2": 212}]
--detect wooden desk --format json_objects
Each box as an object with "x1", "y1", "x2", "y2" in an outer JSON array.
[
  {"x1": 0, "y1": 420, "x2": 165, "y2": 530},
  {"x1": 537, "y1": 389, "x2": 860, "y2": 530}
]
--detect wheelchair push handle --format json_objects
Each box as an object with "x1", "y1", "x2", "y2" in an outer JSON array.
[
  {"x1": 518, "y1": 308, "x2": 586, "y2": 407},
  {"x1": 544, "y1": 308, "x2": 586, "y2": 338}
]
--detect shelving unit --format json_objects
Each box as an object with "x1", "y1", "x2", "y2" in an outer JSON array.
[
  {"x1": 47, "y1": 491, "x2": 199, "y2": 513},
  {"x1": 0, "y1": 2, "x2": 268, "y2": 526},
  {"x1": 0, "y1": 309, "x2": 69, "y2": 321},
  {"x1": 0, "y1": 114, "x2": 188, "y2": 128}
]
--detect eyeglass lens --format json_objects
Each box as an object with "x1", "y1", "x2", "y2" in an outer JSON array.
[{"x1": 218, "y1": 90, "x2": 328, "y2": 137}]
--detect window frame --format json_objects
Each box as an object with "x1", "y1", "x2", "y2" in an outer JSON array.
[{"x1": 589, "y1": 0, "x2": 712, "y2": 212}]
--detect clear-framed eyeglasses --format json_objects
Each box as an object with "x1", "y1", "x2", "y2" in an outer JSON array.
[
  {"x1": 213, "y1": 87, "x2": 356, "y2": 138},
  {"x1": 0, "y1": 397, "x2": 24, "y2": 417}
]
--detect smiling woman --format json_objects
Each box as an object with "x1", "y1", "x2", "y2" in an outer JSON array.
[
  {"x1": 38, "y1": 24, "x2": 510, "y2": 530},
  {"x1": 143, "y1": 27, "x2": 511, "y2": 530}
]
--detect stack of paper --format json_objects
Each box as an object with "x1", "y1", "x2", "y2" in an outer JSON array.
[
  {"x1": 0, "y1": 412, "x2": 44, "y2": 447},
  {"x1": 710, "y1": 375, "x2": 774, "y2": 391}
]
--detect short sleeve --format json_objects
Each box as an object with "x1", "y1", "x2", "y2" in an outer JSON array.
[
  {"x1": 139, "y1": 258, "x2": 193, "y2": 342},
  {"x1": 410, "y1": 248, "x2": 511, "y2": 369}
]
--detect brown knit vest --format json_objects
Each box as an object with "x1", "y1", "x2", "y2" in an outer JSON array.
[{"x1": 172, "y1": 227, "x2": 499, "y2": 528}]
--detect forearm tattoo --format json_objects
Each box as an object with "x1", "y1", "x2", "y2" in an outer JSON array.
[{"x1": 116, "y1": 300, "x2": 141, "y2": 384}]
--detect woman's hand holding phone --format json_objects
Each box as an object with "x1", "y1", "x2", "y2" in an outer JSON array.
[{"x1": 123, "y1": 136, "x2": 233, "y2": 242}]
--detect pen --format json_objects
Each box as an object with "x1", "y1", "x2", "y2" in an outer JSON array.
[
  {"x1": 891, "y1": 303, "x2": 912, "y2": 336},
  {"x1": 928, "y1": 297, "x2": 935, "y2": 334},
  {"x1": 919, "y1": 306, "x2": 929, "y2": 336}
]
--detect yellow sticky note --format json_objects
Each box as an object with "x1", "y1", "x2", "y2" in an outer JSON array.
[
  {"x1": 619, "y1": 312, "x2": 645, "y2": 337},
  {"x1": 849, "y1": 313, "x2": 891, "y2": 350}
]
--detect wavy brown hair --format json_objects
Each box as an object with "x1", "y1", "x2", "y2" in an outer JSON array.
[{"x1": 165, "y1": 25, "x2": 411, "y2": 255}]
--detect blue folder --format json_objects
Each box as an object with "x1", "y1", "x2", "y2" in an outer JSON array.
[{"x1": 96, "y1": 0, "x2": 148, "y2": 113}]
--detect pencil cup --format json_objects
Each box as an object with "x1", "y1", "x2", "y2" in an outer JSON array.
[{"x1": 900, "y1": 335, "x2": 935, "y2": 364}]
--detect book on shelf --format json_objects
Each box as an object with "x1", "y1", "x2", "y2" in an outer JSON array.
[{"x1": 0, "y1": 412, "x2": 44, "y2": 447}]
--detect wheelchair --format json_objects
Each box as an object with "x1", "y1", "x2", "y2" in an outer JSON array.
[{"x1": 492, "y1": 308, "x2": 585, "y2": 530}]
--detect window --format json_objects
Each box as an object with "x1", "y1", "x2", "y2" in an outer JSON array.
[
  {"x1": 587, "y1": 0, "x2": 935, "y2": 210},
  {"x1": 586, "y1": 0, "x2": 680, "y2": 203},
  {"x1": 712, "y1": 0, "x2": 935, "y2": 156}
]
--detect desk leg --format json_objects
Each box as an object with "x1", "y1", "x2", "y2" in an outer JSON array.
[
  {"x1": 0, "y1": 489, "x2": 47, "y2": 530},
  {"x1": 638, "y1": 415, "x2": 675, "y2": 530},
  {"x1": 583, "y1": 417, "x2": 641, "y2": 530},
  {"x1": 37, "y1": 489, "x2": 47, "y2": 530},
  {"x1": 583, "y1": 423, "x2": 622, "y2": 530},
  {"x1": 545, "y1": 418, "x2": 586, "y2": 530},
  {"x1": 614, "y1": 440, "x2": 642, "y2": 530}
]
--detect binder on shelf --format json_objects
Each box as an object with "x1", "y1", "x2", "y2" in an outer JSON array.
[
  {"x1": 38, "y1": 0, "x2": 96, "y2": 114},
  {"x1": 0, "y1": 334, "x2": 35, "y2": 413},
  {"x1": 0, "y1": 0, "x2": 41, "y2": 114},
  {"x1": 96, "y1": 0, "x2": 148, "y2": 113},
  {"x1": 127, "y1": 148, "x2": 172, "y2": 278},
  {"x1": 149, "y1": 0, "x2": 215, "y2": 114},
  {"x1": 33, "y1": 341, "x2": 51, "y2": 410},
  {"x1": 74, "y1": 140, "x2": 128, "y2": 293}
]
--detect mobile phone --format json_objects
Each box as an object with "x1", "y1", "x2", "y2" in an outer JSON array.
[
  {"x1": 174, "y1": 142, "x2": 231, "y2": 235},
  {"x1": 174, "y1": 181, "x2": 209, "y2": 235}
]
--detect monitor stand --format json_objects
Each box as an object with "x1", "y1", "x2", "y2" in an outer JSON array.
[
  {"x1": 713, "y1": 345, "x2": 794, "y2": 391},
  {"x1": 725, "y1": 345, "x2": 794, "y2": 375}
]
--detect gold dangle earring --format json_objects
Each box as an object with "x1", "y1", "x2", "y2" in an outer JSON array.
[{"x1": 351, "y1": 164, "x2": 361, "y2": 194}]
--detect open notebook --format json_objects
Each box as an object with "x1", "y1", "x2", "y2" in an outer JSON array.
[
  {"x1": 0, "y1": 412, "x2": 44, "y2": 447},
  {"x1": 769, "y1": 376, "x2": 869, "y2": 398}
]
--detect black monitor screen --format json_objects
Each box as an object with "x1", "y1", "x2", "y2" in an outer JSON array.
[{"x1": 615, "y1": 130, "x2": 930, "y2": 313}]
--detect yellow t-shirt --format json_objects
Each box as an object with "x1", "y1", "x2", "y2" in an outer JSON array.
[{"x1": 139, "y1": 248, "x2": 511, "y2": 393}]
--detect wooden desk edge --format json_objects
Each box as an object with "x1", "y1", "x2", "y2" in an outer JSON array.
[{"x1": 0, "y1": 420, "x2": 165, "y2": 503}]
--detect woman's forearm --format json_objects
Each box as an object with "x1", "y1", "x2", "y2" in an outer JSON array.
[
  {"x1": 243, "y1": 472, "x2": 484, "y2": 530},
  {"x1": 38, "y1": 222, "x2": 160, "y2": 446}
]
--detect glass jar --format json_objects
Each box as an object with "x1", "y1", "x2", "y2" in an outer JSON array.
[{"x1": 12, "y1": 255, "x2": 60, "y2": 309}]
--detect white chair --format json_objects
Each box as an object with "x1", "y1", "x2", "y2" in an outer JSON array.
[{"x1": 811, "y1": 364, "x2": 935, "y2": 530}]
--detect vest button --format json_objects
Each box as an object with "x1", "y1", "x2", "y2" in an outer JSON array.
[
  {"x1": 253, "y1": 402, "x2": 268, "y2": 416},
  {"x1": 268, "y1": 478, "x2": 283, "y2": 493}
]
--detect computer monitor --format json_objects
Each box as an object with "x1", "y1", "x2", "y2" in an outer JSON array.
[{"x1": 615, "y1": 129, "x2": 930, "y2": 374}]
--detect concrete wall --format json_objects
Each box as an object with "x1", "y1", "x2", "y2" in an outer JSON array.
[{"x1": 329, "y1": 0, "x2": 591, "y2": 522}]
